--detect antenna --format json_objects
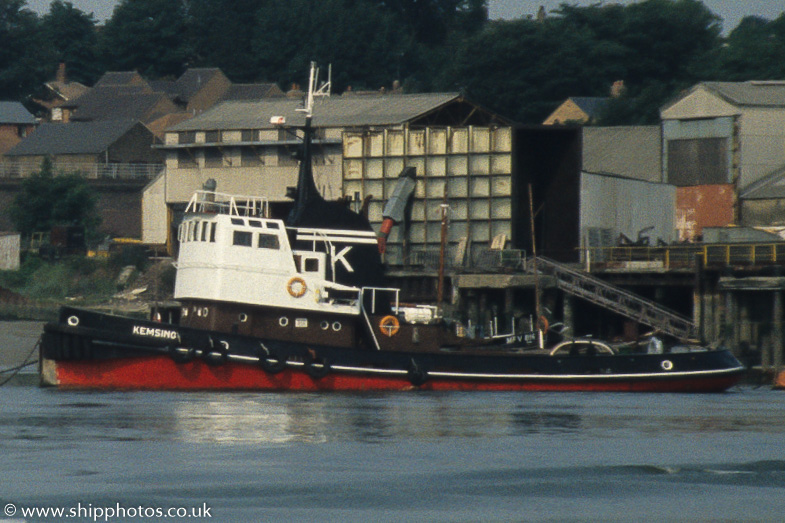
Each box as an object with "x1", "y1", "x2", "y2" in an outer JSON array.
[{"x1": 298, "y1": 62, "x2": 331, "y2": 118}]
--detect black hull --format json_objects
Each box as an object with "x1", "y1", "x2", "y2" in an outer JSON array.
[{"x1": 40, "y1": 307, "x2": 746, "y2": 392}]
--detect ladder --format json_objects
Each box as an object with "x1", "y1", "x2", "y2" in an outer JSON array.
[{"x1": 531, "y1": 256, "x2": 697, "y2": 340}]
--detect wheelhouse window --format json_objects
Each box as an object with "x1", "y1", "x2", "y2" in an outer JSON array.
[
  {"x1": 209, "y1": 222, "x2": 217, "y2": 242},
  {"x1": 233, "y1": 230, "x2": 252, "y2": 247},
  {"x1": 304, "y1": 258, "x2": 319, "y2": 272},
  {"x1": 258, "y1": 233, "x2": 280, "y2": 250}
]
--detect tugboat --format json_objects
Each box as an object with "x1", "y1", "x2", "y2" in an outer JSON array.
[{"x1": 39, "y1": 65, "x2": 745, "y2": 392}]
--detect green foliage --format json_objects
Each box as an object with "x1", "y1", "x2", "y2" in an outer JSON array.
[
  {"x1": 0, "y1": 255, "x2": 115, "y2": 301},
  {"x1": 0, "y1": 0, "x2": 51, "y2": 99},
  {"x1": 2, "y1": 0, "x2": 785, "y2": 126},
  {"x1": 39, "y1": 0, "x2": 100, "y2": 85},
  {"x1": 97, "y1": 0, "x2": 190, "y2": 79},
  {"x1": 9, "y1": 158, "x2": 101, "y2": 238}
]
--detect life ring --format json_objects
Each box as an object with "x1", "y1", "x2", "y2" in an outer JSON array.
[
  {"x1": 287, "y1": 277, "x2": 307, "y2": 298},
  {"x1": 536, "y1": 315, "x2": 549, "y2": 333},
  {"x1": 379, "y1": 315, "x2": 400, "y2": 337}
]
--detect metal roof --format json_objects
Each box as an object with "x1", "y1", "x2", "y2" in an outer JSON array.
[
  {"x1": 740, "y1": 163, "x2": 785, "y2": 200},
  {"x1": 167, "y1": 93, "x2": 464, "y2": 131},
  {"x1": 4, "y1": 120, "x2": 143, "y2": 156},
  {"x1": 582, "y1": 126, "x2": 662, "y2": 182},
  {"x1": 0, "y1": 102, "x2": 36, "y2": 125},
  {"x1": 701, "y1": 81, "x2": 785, "y2": 107}
]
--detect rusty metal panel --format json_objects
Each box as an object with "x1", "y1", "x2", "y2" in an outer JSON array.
[
  {"x1": 408, "y1": 130, "x2": 426, "y2": 155},
  {"x1": 343, "y1": 133, "x2": 363, "y2": 157},
  {"x1": 491, "y1": 176, "x2": 511, "y2": 196},
  {"x1": 386, "y1": 130, "x2": 405, "y2": 156},
  {"x1": 447, "y1": 176, "x2": 468, "y2": 197},
  {"x1": 449, "y1": 128, "x2": 468, "y2": 153},
  {"x1": 366, "y1": 158, "x2": 384, "y2": 179},
  {"x1": 425, "y1": 178, "x2": 446, "y2": 198},
  {"x1": 491, "y1": 154, "x2": 511, "y2": 174},
  {"x1": 471, "y1": 221, "x2": 490, "y2": 242},
  {"x1": 491, "y1": 198, "x2": 512, "y2": 219},
  {"x1": 367, "y1": 132, "x2": 384, "y2": 157},
  {"x1": 470, "y1": 177, "x2": 490, "y2": 197},
  {"x1": 470, "y1": 154, "x2": 490, "y2": 175},
  {"x1": 470, "y1": 199, "x2": 490, "y2": 220},
  {"x1": 450, "y1": 200, "x2": 468, "y2": 220},
  {"x1": 343, "y1": 159, "x2": 363, "y2": 179},
  {"x1": 492, "y1": 127, "x2": 512, "y2": 152},
  {"x1": 428, "y1": 128, "x2": 447, "y2": 155},
  {"x1": 447, "y1": 156, "x2": 468, "y2": 176},
  {"x1": 471, "y1": 127, "x2": 491, "y2": 152},
  {"x1": 426, "y1": 156, "x2": 446, "y2": 177},
  {"x1": 675, "y1": 184, "x2": 734, "y2": 241}
]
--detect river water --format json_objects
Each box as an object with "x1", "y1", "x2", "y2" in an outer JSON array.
[{"x1": 1, "y1": 324, "x2": 785, "y2": 522}]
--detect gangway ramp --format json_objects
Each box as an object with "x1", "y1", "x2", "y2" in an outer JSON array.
[{"x1": 531, "y1": 256, "x2": 697, "y2": 340}]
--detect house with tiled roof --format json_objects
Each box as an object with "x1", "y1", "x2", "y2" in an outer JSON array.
[
  {"x1": 0, "y1": 102, "x2": 37, "y2": 157},
  {"x1": 30, "y1": 63, "x2": 90, "y2": 123},
  {"x1": 661, "y1": 80, "x2": 785, "y2": 236},
  {"x1": 3, "y1": 119, "x2": 162, "y2": 178},
  {"x1": 543, "y1": 97, "x2": 609, "y2": 125}
]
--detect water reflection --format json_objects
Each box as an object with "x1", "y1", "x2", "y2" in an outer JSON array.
[{"x1": 2, "y1": 385, "x2": 784, "y2": 448}]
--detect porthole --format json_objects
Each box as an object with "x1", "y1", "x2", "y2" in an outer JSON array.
[
  {"x1": 332, "y1": 321, "x2": 342, "y2": 332},
  {"x1": 320, "y1": 321, "x2": 330, "y2": 330},
  {"x1": 67, "y1": 315, "x2": 79, "y2": 327},
  {"x1": 661, "y1": 360, "x2": 674, "y2": 371},
  {"x1": 279, "y1": 316, "x2": 289, "y2": 327},
  {"x1": 239, "y1": 313, "x2": 249, "y2": 323}
]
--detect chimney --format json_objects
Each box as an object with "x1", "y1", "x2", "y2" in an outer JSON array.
[
  {"x1": 610, "y1": 80, "x2": 625, "y2": 97},
  {"x1": 56, "y1": 63, "x2": 67, "y2": 83}
]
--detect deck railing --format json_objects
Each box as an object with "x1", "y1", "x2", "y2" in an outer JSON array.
[{"x1": 584, "y1": 243, "x2": 785, "y2": 270}]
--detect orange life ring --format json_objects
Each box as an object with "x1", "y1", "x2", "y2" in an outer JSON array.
[
  {"x1": 379, "y1": 315, "x2": 400, "y2": 337},
  {"x1": 286, "y1": 277, "x2": 307, "y2": 298},
  {"x1": 537, "y1": 315, "x2": 549, "y2": 333}
]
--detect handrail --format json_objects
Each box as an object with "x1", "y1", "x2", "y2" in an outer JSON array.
[
  {"x1": 0, "y1": 161, "x2": 163, "y2": 179},
  {"x1": 185, "y1": 190, "x2": 269, "y2": 217},
  {"x1": 584, "y1": 243, "x2": 785, "y2": 270}
]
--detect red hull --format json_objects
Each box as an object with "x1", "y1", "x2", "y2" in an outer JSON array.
[{"x1": 43, "y1": 356, "x2": 743, "y2": 393}]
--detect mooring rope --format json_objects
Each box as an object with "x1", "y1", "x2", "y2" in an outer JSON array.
[{"x1": 0, "y1": 337, "x2": 40, "y2": 387}]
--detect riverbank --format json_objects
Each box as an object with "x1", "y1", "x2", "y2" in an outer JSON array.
[{"x1": 0, "y1": 320, "x2": 43, "y2": 370}]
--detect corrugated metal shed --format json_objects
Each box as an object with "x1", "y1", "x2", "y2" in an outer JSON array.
[
  {"x1": 580, "y1": 172, "x2": 676, "y2": 247},
  {"x1": 166, "y1": 93, "x2": 483, "y2": 131},
  {"x1": 4, "y1": 120, "x2": 142, "y2": 156},
  {"x1": 700, "y1": 81, "x2": 785, "y2": 107},
  {"x1": 675, "y1": 184, "x2": 734, "y2": 241},
  {"x1": 582, "y1": 126, "x2": 661, "y2": 182}
]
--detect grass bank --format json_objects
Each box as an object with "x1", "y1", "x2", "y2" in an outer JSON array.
[{"x1": 0, "y1": 248, "x2": 175, "y2": 321}]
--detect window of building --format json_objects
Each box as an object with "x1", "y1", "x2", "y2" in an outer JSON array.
[
  {"x1": 177, "y1": 150, "x2": 198, "y2": 168},
  {"x1": 204, "y1": 149, "x2": 223, "y2": 168},
  {"x1": 204, "y1": 130, "x2": 220, "y2": 143},
  {"x1": 241, "y1": 148, "x2": 262, "y2": 167},
  {"x1": 233, "y1": 230, "x2": 252, "y2": 247},
  {"x1": 258, "y1": 233, "x2": 280, "y2": 250},
  {"x1": 179, "y1": 131, "x2": 196, "y2": 144},
  {"x1": 241, "y1": 129, "x2": 256, "y2": 142}
]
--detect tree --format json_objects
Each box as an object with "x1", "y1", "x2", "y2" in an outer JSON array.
[
  {"x1": 10, "y1": 158, "x2": 101, "y2": 238},
  {"x1": 39, "y1": 1, "x2": 101, "y2": 86},
  {"x1": 98, "y1": 0, "x2": 190, "y2": 79},
  {"x1": 186, "y1": 0, "x2": 264, "y2": 82},
  {"x1": 0, "y1": 0, "x2": 50, "y2": 100},
  {"x1": 717, "y1": 14, "x2": 785, "y2": 80}
]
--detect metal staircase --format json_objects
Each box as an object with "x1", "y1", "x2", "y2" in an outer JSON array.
[{"x1": 531, "y1": 256, "x2": 697, "y2": 340}]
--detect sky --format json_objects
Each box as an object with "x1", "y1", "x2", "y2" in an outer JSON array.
[{"x1": 23, "y1": 0, "x2": 785, "y2": 33}]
